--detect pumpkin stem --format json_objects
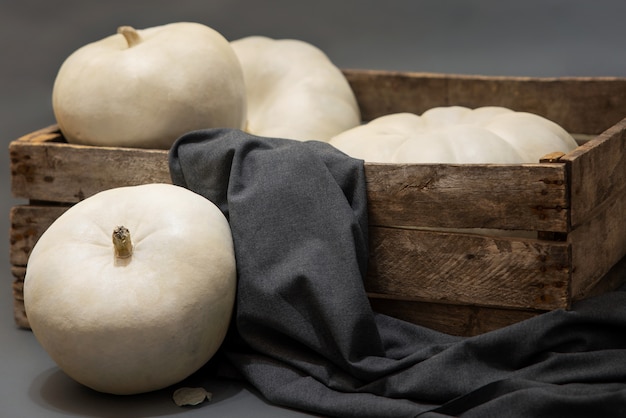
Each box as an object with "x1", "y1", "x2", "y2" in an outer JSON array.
[
  {"x1": 117, "y1": 26, "x2": 142, "y2": 48},
  {"x1": 112, "y1": 226, "x2": 133, "y2": 259}
]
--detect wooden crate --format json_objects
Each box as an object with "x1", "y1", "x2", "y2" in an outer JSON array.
[{"x1": 9, "y1": 70, "x2": 626, "y2": 336}]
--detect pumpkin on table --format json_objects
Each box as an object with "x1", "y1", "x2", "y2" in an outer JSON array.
[{"x1": 23, "y1": 183, "x2": 237, "y2": 395}]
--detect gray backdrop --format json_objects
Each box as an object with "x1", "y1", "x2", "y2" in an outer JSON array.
[{"x1": 1, "y1": 1, "x2": 625, "y2": 415}]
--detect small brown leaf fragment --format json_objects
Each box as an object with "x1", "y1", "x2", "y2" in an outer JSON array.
[{"x1": 172, "y1": 387, "x2": 213, "y2": 407}]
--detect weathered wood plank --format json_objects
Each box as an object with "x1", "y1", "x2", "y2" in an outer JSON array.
[
  {"x1": 562, "y1": 117, "x2": 626, "y2": 228},
  {"x1": 10, "y1": 137, "x2": 171, "y2": 203},
  {"x1": 573, "y1": 254, "x2": 626, "y2": 302},
  {"x1": 366, "y1": 226, "x2": 571, "y2": 310},
  {"x1": 344, "y1": 69, "x2": 626, "y2": 135},
  {"x1": 10, "y1": 131, "x2": 570, "y2": 233},
  {"x1": 368, "y1": 296, "x2": 542, "y2": 336},
  {"x1": 11, "y1": 266, "x2": 28, "y2": 329},
  {"x1": 9, "y1": 205, "x2": 70, "y2": 266},
  {"x1": 568, "y1": 190, "x2": 626, "y2": 298},
  {"x1": 12, "y1": 204, "x2": 571, "y2": 315},
  {"x1": 365, "y1": 163, "x2": 569, "y2": 232}
]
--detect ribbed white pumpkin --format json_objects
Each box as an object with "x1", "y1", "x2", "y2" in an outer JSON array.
[
  {"x1": 24, "y1": 184, "x2": 237, "y2": 395},
  {"x1": 329, "y1": 106, "x2": 578, "y2": 163},
  {"x1": 231, "y1": 35, "x2": 361, "y2": 141},
  {"x1": 53, "y1": 22, "x2": 247, "y2": 149}
]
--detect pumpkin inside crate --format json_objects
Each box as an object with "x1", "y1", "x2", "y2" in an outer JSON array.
[{"x1": 9, "y1": 70, "x2": 626, "y2": 336}]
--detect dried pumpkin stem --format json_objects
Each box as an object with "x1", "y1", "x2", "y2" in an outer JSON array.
[
  {"x1": 117, "y1": 26, "x2": 142, "y2": 48},
  {"x1": 112, "y1": 226, "x2": 133, "y2": 259}
]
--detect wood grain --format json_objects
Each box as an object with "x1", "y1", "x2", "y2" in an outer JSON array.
[
  {"x1": 569, "y1": 191, "x2": 626, "y2": 298},
  {"x1": 343, "y1": 69, "x2": 626, "y2": 135},
  {"x1": 9, "y1": 205, "x2": 70, "y2": 266},
  {"x1": 10, "y1": 131, "x2": 571, "y2": 233},
  {"x1": 563, "y1": 117, "x2": 626, "y2": 228},
  {"x1": 366, "y1": 226, "x2": 571, "y2": 310},
  {"x1": 11, "y1": 266, "x2": 28, "y2": 329},
  {"x1": 10, "y1": 132, "x2": 171, "y2": 203},
  {"x1": 364, "y1": 162, "x2": 568, "y2": 232}
]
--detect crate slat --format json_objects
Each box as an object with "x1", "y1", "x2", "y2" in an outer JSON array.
[
  {"x1": 11, "y1": 266, "x2": 28, "y2": 329},
  {"x1": 10, "y1": 131, "x2": 171, "y2": 203},
  {"x1": 569, "y1": 188, "x2": 626, "y2": 298},
  {"x1": 9, "y1": 205, "x2": 70, "y2": 267},
  {"x1": 367, "y1": 226, "x2": 570, "y2": 310},
  {"x1": 343, "y1": 69, "x2": 626, "y2": 135},
  {"x1": 365, "y1": 163, "x2": 568, "y2": 232},
  {"x1": 10, "y1": 130, "x2": 570, "y2": 232},
  {"x1": 563, "y1": 117, "x2": 626, "y2": 227}
]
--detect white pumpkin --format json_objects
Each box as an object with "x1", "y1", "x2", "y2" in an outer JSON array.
[
  {"x1": 329, "y1": 106, "x2": 579, "y2": 163},
  {"x1": 230, "y1": 35, "x2": 361, "y2": 141},
  {"x1": 23, "y1": 183, "x2": 237, "y2": 395},
  {"x1": 52, "y1": 22, "x2": 247, "y2": 149}
]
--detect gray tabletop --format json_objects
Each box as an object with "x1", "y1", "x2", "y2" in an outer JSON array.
[{"x1": 2, "y1": 1, "x2": 626, "y2": 416}]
